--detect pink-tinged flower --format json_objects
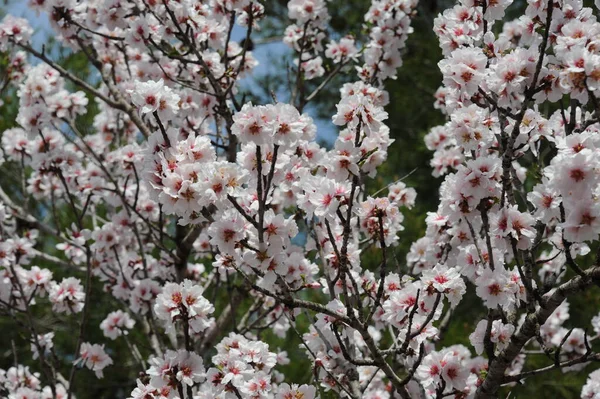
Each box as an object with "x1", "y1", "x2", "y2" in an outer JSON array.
[
  {"x1": 208, "y1": 209, "x2": 247, "y2": 254},
  {"x1": 469, "y1": 319, "x2": 515, "y2": 356},
  {"x1": 417, "y1": 349, "x2": 469, "y2": 392},
  {"x1": 416, "y1": 351, "x2": 443, "y2": 388},
  {"x1": 125, "y1": 15, "x2": 161, "y2": 48},
  {"x1": 221, "y1": 359, "x2": 253, "y2": 387},
  {"x1": 540, "y1": 301, "x2": 571, "y2": 345},
  {"x1": 581, "y1": 369, "x2": 600, "y2": 399},
  {"x1": 325, "y1": 36, "x2": 359, "y2": 63},
  {"x1": 75, "y1": 343, "x2": 113, "y2": 378},
  {"x1": 0, "y1": 16, "x2": 33, "y2": 50},
  {"x1": 129, "y1": 279, "x2": 161, "y2": 315},
  {"x1": 450, "y1": 105, "x2": 495, "y2": 152},
  {"x1": 146, "y1": 349, "x2": 205, "y2": 390},
  {"x1": 48, "y1": 277, "x2": 85, "y2": 314},
  {"x1": 407, "y1": 237, "x2": 434, "y2": 273},
  {"x1": 553, "y1": 328, "x2": 587, "y2": 355},
  {"x1": 358, "y1": 196, "x2": 404, "y2": 246},
  {"x1": 154, "y1": 280, "x2": 214, "y2": 333},
  {"x1": 17, "y1": 103, "x2": 50, "y2": 137},
  {"x1": 382, "y1": 282, "x2": 422, "y2": 327},
  {"x1": 561, "y1": 199, "x2": 600, "y2": 243},
  {"x1": 388, "y1": 181, "x2": 417, "y2": 209},
  {"x1": 288, "y1": 0, "x2": 329, "y2": 25},
  {"x1": 232, "y1": 102, "x2": 306, "y2": 147},
  {"x1": 592, "y1": 312, "x2": 600, "y2": 337},
  {"x1": 175, "y1": 351, "x2": 205, "y2": 386},
  {"x1": 475, "y1": 267, "x2": 514, "y2": 310},
  {"x1": 483, "y1": 0, "x2": 513, "y2": 21},
  {"x1": 332, "y1": 93, "x2": 388, "y2": 134},
  {"x1": 269, "y1": 103, "x2": 305, "y2": 146},
  {"x1": 232, "y1": 103, "x2": 272, "y2": 145},
  {"x1": 30, "y1": 332, "x2": 54, "y2": 360},
  {"x1": 492, "y1": 205, "x2": 536, "y2": 250},
  {"x1": 129, "y1": 79, "x2": 180, "y2": 120},
  {"x1": 241, "y1": 373, "x2": 271, "y2": 397},
  {"x1": 439, "y1": 48, "x2": 487, "y2": 96},
  {"x1": 129, "y1": 379, "x2": 158, "y2": 399},
  {"x1": 296, "y1": 57, "x2": 325, "y2": 80},
  {"x1": 22, "y1": 266, "x2": 52, "y2": 297},
  {"x1": 421, "y1": 264, "x2": 466, "y2": 307},
  {"x1": 527, "y1": 182, "x2": 561, "y2": 223},
  {"x1": 297, "y1": 176, "x2": 346, "y2": 221},
  {"x1": 439, "y1": 352, "x2": 469, "y2": 391},
  {"x1": 100, "y1": 310, "x2": 135, "y2": 340},
  {"x1": 551, "y1": 151, "x2": 598, "y2": 199},
  {"x1": 10, "y1": 387, "x2": 39, "y2": 399},
  {"x1": 276, "y1": 383, "x2": 316, "y2": 399}
]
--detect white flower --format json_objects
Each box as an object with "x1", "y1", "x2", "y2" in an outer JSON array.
[
  {"x1": 48, "y1": 277, "x2": 85, "y2": 314},
  {"x1": 154, "y1": 280, "x2": 214, "y2": 333},
  {"x1": 76, "y1": 343, "x2": 113, "y2": 378},
  {"x1": 276, "y1": 383, "x2": 316, "y2": 399},
  {"x1": 100, "y1": 310, "x2": 136, "y2": 340},
  {"x1": 130, "y1": 79, "x2": 180, "y2": 120}
]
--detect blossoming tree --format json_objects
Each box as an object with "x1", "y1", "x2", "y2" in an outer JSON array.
[{"x1": 1, "y1": 0, "x2": 600, "y2": 398}]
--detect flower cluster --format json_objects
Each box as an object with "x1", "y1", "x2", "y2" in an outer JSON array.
[
  {"x1": 359, "y1": 0, "x2": 419, "y2": 82},
  {"x1": 100, "y1": 310, "x2": 136, "y2": 340},
  {"x1": 0, "y1": 15, "x2": 33, "y2": 51},
  {"x1": 416, "y1": 0, "x2": 600, "y2": 394},
  {"x1": 1, "y1": 0, "x2": 600, "y2": 397},
  {"x1": 203, "y1": 334, "x2": 279, "y2": 397},
  {"x1": 154, "y1": 279, "x2": 215, "y2": 334},
  {"x1": 75, "y1": 343, "x2": 114, "y2": 379},
  {"x1": 48, "y1": 277, "x2": 86, "y2": 314},
  {"x1": 0, "y1": 365, "x2": 69, "y2": 399}
]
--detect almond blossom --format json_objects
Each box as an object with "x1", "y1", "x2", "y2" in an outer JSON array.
[
  {"x1": 0, "y1": 0, "x2": 599, "y2": 397},
  {"x1": 75, "y1": 343, "x2": 113, "y2": 379}
]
